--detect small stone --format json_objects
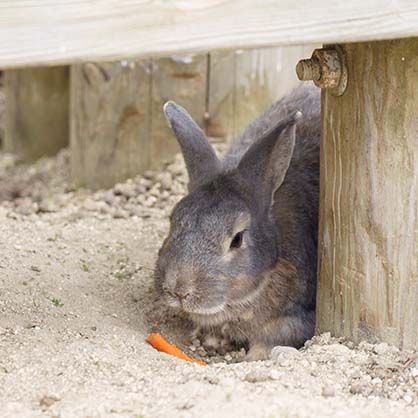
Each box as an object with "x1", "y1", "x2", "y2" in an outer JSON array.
[
  {"x1": 322, "y1": 386, "x2": 335, "y2": 397},
  {"x1": 176, "y1": 400, "x2": 194, "y2": 410},
  {"x1": 403, "y1": 395, "x2": 413, "y2": 404},
  {"x1": 113, "y1": 183, "x2": 136, "y2": 199},
  {"x1": 113, "y1": 209, "x2": 129, "y2": 219},
  {"x1": 350, "y1": 368, "x2": 362, "y2": 379},
  {"x1": 373, "y1": 342, "x2": 390, "y2": 355},
  {"x1": 157, "y1": 172, "x2": 173, "y2": 190},
  {"x1": 204, "y1": 375, "x2": 220, "y2": 385},
  {"x1": 224, "y1": 353, "x2": 232, "y2": 362},
  {"x1": 39, "y1": 395, "x2": 60, "y2": 408},
  {"x1": 243, "y1": 370, "x2": 270, "y2": 383},
  {"x1": 143, "y1": 196, "x2": 157, "y2": 208},
  {"x1": 371, "y1": 377, "x2": 382, "y2": 386},
  {"x1": 167, "y1": 162, "x2": 184, "y2": 176},
  {"x1": 191, "y1": 338, "x2": 201, "y2": 348},
  {"x1": 38, "y1": 199, "x2": 57, "y2": 213},
  {"x1": 350, "y1": 381, "x2": 363, "y2": 394},
  {"x1": 149, "y1": 184, "x2": 161, "y2": 197},
  {"x1": 104, "y1": 191, "x2": 117, "y2": 205},
  {"x1": 269, "y1": 369, "x2": 282, "y2": 380},
  {"x1": 358, "y1": 341, "x2": 374, "y2": 352},
  {"x1": 327, "y1": 344, "x2": 351, "y2": 355},
  {"x1": 270, "y1": 346, "x2": 301, "y2": 360},
  {"x1": 196, "y1": 347, "x2": 207, "y2": 356}
]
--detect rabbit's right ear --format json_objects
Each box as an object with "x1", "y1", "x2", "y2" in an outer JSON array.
[{"x1": 164, "y1": 101, "x2": 221, "y2": 190}]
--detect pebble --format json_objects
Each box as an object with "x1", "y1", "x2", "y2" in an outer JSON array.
[
  {"x1": 224, "y1": 353, "x2": 232, "y2": 362},
  {"x1": 322, "y1": 386, "x2": 335, "y2": 397},
  {"x1": 39, "y1": 395, "x2": 60, "y2": 408},
  {"x1": 373, "y1": 342, "x2": 390, "y2": 355},
  {"x1": 269, "y1": 369, "x2": 282, "y2": 380},
  {"x1": 270, "y1": 346, "x2": 301, "y2": 360},
  {"x1": 327, "y1": 344, "x2": 351, "y2": 355},
  {"x1": 157, "y1": 172, "x2": 173, "y2": 190},
  {"x1": 243, "y1": 370, "x2": 271, "y2": 383}
]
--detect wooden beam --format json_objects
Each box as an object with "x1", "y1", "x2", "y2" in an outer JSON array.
[
  {"x1": 70, "y1": 60, "x2": 152, "y2": 189},
  {"x1": 316, "y1": 39, "x2": 418, "y2": 349},
  {"x1": 1, "y1": 1, "x2": 418, "y2": 69},
  {"x1": 4, "y1": 67, "x2": 69, "y2": 161}
]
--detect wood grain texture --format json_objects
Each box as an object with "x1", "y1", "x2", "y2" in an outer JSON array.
[
  {"x1": 234, "y1": 46, "x2": 314, "y2": 138},
  {"x1": 316, "y1": 39, "x2": 418, "y2": 349},
  {"x1": 150, "y1": 54, "x2": 208, "y2": 169},
  {"x1": 1, "y1": 1, "x2": 418, "y2": 68},
  {"x1": 70, "y1": 60, "x2": 152, "y2": 189},
  {"x1": 4, "y1": 67, "x2": 69, "y2": 161},
  {"x1": 206, "y1": 51, "x2": 235, "y2": 140}
]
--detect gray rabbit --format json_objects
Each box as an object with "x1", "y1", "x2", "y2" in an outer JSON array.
[{"x1": 154, "y1": 84, "x2": 320, "y2": 361}]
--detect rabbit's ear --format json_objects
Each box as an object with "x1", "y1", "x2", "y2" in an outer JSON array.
[
  {"x1": 164, "y1": 101, "x2": 221, "y2": 190},
  {"x1": 237, "y1": 110, "x2": 302, "y2": 207}
]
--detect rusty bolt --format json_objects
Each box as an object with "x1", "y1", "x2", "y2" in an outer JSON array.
[{"x1": 296, "y1": 46, "x2": 347, "y2": 96}]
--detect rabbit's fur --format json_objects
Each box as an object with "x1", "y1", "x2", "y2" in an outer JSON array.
[{"x1": 155, "y1": 84, "x2": 320, "y2": 360}]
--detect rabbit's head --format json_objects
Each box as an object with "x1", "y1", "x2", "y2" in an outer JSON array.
[{"x1": 155, "y1": 101, "x2": 301, "y2": 324}]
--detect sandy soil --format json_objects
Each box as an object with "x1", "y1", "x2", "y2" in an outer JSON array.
[{"x1": 0, "y1": 149, "x2": 417, "y2": 418}]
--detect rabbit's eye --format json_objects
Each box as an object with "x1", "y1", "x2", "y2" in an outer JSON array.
[{"x1": 230, "y1": 231, "x2": 244, "y2": 249}]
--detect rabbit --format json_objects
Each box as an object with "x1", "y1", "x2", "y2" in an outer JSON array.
[{"x1": 154, "y1": 83, "x2": 320, "y2": 361}]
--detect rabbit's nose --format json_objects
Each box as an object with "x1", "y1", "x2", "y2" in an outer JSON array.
[{"x1": 174, "y1": 289, "x2": 191, "y2": 301}]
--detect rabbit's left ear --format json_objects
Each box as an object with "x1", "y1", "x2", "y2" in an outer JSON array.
[
  {"x1": 237, "y1": 111, "x2": 301, "y2": 208},
  {"x1": 164, "y1": 101, "x2": 221, "y2": 191}
]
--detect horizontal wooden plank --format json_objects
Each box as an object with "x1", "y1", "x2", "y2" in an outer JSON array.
[{"x1": 1, "y1": 1, "x2": 418, "y2": 68}]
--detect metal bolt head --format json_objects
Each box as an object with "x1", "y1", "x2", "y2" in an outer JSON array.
[
  {"x1": 296, "y1": 46, "x2": 347, "y2": 96},
  {"x1": 296, "y1": 58, "x2": 321, "y2": 82}
]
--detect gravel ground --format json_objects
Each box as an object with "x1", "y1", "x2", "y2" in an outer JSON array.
[{"x1": 0, "y1": 148, "x2": 417, "y2": 418}]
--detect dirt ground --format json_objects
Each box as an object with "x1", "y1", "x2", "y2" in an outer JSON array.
[{"x1": 0, "y1": 148, "x2": 417, "y2": 418}]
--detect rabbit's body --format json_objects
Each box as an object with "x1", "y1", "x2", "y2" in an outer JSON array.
[{"x1": 155, "y1": 84, "x2": 320, "y2": 360}]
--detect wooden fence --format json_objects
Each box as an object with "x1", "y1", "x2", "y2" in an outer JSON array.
[{"x1": 4, "y1": 46, "x2": 312, "y2": 188}]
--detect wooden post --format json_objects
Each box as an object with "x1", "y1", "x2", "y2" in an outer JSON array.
[
  {"x1": 316, "y1": 39, "x2": 418, "y2": 349},
  {"x1": 70, "y1": 60, "x2": 152, "y2": 189},
  {"x1": 4, "y1": 67, "x2": 69, "y2": 161},
  {"x1": 70, "y1": 47, "x2": 315, "y2": 189},
  {"x1": 150, "y1": 54, "x2": 208, "y2": 168}
]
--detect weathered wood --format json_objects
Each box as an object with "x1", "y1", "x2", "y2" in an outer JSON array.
[
  {"x1": 234, "y1": 46, "x2": 314, "y2": 138},
  {"x1": 316, "y1": 39, "x2": 418, "y2": 349},
  {"x1": 70, "y1": 60, "x2": 152, "y2": 189},
  {"x1": 206, "y1": 51, "x2": 235, "y2": 141},
  {"x1": 4, "y1": 67, "x2": 69, "y2": 161},
  {"x1": 207, "y1": 46, "x2": 315, "y2": 141},
  {"x1": 1, "y1": 1, "x2": 418, "y2": 69},
  {"x1": 150, "y1": 54, "x2": 208, "y2": 168}
]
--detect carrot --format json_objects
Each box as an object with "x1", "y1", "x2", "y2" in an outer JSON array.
[{"x1": 146, "y1": 332, "x2": 206, "y2": 366}]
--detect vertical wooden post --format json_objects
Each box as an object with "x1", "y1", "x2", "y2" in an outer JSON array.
[
  {"x1": 70, "y1": 60, "x2": 152, "y2": 189},
  {"x1": 150, "y1": 54, "x2": 208, "y2": 168},
  {"x1": 316, "y1": 39, "x2": 418, "y2": 349},
  {"x1": 4, "y1": 67, "x2": 69, "y2": 161}
]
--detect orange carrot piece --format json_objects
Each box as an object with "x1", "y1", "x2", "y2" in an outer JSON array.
[{"x1": 146, "y1": 332, "x2": 206, "y2": 366}]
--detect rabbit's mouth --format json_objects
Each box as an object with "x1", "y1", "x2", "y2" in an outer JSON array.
[
  {"x1": 163, "y1": 292, "x2": 227, "y2": 317},
  {"x1": 184, "y1": 303, "x2": 227, "y2": 316}
]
